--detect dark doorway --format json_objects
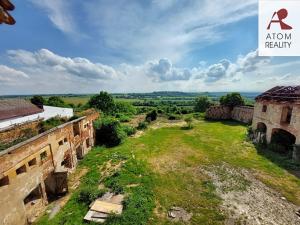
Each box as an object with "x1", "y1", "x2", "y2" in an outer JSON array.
[{"x1": 271, "y1": 129, "x2": 296, "y2": 154}]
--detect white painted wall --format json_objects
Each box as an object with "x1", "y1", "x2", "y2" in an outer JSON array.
[{"x1": 0, "y1": 106, "x2": 74, "y2": 129}]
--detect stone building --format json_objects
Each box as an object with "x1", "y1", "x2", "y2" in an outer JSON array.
[
  {"x1": 0, "y1": 110, "x2": 99, "y2": 225},
  {"x1": 252, "y1": 86, "x2": 300, "y2": 160}
]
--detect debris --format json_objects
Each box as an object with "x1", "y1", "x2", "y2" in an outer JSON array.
[
  {"x1": 84, "y1": 192, "x2": 124, "y2": 223},
  {"x1": 168, "y1": 206, "x2": 192, "y2": 222}
]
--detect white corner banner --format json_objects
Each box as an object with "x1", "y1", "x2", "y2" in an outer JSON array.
[{"x1": 259, "y1": 0, "x2": 300, "y2": 56}]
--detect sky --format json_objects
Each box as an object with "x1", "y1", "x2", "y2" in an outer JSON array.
[{"x1": 0, "y1": 0, "x2": 299, "y2": 95}]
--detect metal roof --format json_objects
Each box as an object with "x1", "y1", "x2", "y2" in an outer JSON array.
[{"x1": 0, "y1": 99, "x2": 44, "y2": 121}]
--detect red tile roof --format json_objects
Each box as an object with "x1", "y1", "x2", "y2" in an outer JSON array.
[
  {"x1": 256, "y1": 86, "x2": 300, "y2": 103},
  {"x1": 0, "y1": 99, "x2": 44, "y2": 121}
]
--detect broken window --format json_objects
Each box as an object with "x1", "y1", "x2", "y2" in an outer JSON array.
[
  {"x1": 16, "y1": 165, "x2": 27, "y2": 175},
  {"x1": 73, "y1": 122, "x2": 80, "y2": 136},
  {"x1": 0, "y1": 176, "x2": 9, "y2": 187},
  {"x1": 281, "y1": 106, "x2": 293, "y2": 124},
  {"x1": 58, "y1": 140, "x2": 64, "y2": 146},
  {"x1": 40, "y1": 151, "x2": 47, "y2": 161},
  {"x1": 28, "y1": 158, "x2": 37, "y2": 167},
  {"x1": 86, "y1": 138, "x2": 90, "y2": 148},
  {"x1": 262, "y1": 105, "x2": 267, "y2": 112}
]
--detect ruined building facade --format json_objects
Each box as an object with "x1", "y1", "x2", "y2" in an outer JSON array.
[
  {"x1": 0, "y1": 111, "x2": 99, "y2": 225},
  {"x1": 252, "y1": 86, "x2": 300, "y2": 160}
]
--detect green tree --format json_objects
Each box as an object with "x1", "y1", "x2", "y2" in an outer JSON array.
[
  {"x1": 219, "y1": 93, "x2": 245, "y2": 108},
  {"x1": 30, "y1": 95, "x2": 45, "y2": 108},
  {"x1": 94, "y1": 117, "x2": 126, "y2": 147},
  {"x1": 47, "y1": 96, "x2": 66, "y2": 107},
  {"x1": 194, "y1": 96, "x2": 211, "y2": 112},
  {"x1": 88, "y1": 91, "x2": 115, "y2": 114}
]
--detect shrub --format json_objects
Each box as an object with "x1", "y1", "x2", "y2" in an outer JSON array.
[
  {"x1": 94, "y1": 117, "x2": 127, "y2": 147},
  {"x1": 122, "y1": 125, "x2": 137, "y2": 136},
  {"x1": 168, "y1": 114, "x2": 181, "y2": 120},
  {"x1": 184, "y1": 116, "x2": 194, "y2": 129},
  {"x1": 146, "y1": 110, "x2": 158, "y2": 122},
  {"x1": 116, "y1": 113, "x2": 131, "y2": 122},
  {"x1": 137, "y1": 121, "x2": 148, "y2": 130},
  {"x1": 39, "y1": 117, "x2": 67, "y2": 133},
  {"x1": 77, "y1": 186, "x2": 104, "y2": 205},
  {"x1": 114, "y1": 101, "x2": 137, "y2": 115},
  {"x1": 47, "y1": 96, "x2": 67, "y2": 107}
]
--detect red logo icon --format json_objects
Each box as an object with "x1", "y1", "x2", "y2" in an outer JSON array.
[{"x1": 267, "y1": 8, "x2": 292, "y2": 30}]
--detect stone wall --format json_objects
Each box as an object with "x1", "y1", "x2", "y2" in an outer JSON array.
[
  {"x1": 231, "y1": 106, "x2": 254, "y2": 124},
  {"x1": 205, "y1": 106, "x2": 232, "y2": 120},
  {"x1": 0, "y1": 119, "x2": 41, "y2": 143},
  {"x1": 205, "y1": 105, "x2": 254, "y2": 124}
]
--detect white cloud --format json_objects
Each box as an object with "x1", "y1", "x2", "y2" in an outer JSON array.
[
  {"x1": 146, "y1": 59, "x2": 191, "y2": 81},
  {"x1": 83, "y1": 0, "x2": 257, "y2": 62},
  {"x1": 7, "y1": 49, "x2": 119, "y2": 80},
  {"x1": 0, "y1": 65, "x2": 29, "y2": 80},
  {"x1": 29, "y1": 0, "x2": 77, "y2": 35}
]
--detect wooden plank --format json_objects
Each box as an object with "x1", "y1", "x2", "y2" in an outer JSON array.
[{"x1": 90, "y1": 200, "x2": 123, "y2": 215}]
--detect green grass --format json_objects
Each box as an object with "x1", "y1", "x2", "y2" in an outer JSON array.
[{"x1": 36, "y1": 119, "x2": 300, "y2": 225}]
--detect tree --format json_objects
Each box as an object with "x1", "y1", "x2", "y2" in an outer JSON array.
[
  {"x1": 194, "y1": 96, "x2": 211, "y2": 112},
  {"x1": 88, "y1": 91, "x2": 115, "y2": 114},
  {"x1": 47, "y1": 96, "x2": 66, "y2": 107},
  {"x1": 94, "y1": 117, "x2": 126, "y2": 147},
  {"x1": 30, "y1": 95, "x2": 45, "y2": 108},
  {"x1": 219, "y1": 93, "x2": 245, "y2": 108}
]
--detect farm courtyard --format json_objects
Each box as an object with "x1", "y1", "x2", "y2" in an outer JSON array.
[{"x1": 37, "y1": 118, "x2": 300, "y2": 225}]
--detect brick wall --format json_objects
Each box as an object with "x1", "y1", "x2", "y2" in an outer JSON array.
[{"x1": 0, "y1": 119, "x2": 41, "y2": 143}]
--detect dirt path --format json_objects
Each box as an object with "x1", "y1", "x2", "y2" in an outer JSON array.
[{"x1": 201, "y1": 164, "x2": 300, "y2": 225}]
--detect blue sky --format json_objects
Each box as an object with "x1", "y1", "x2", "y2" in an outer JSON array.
[{"x1": 0, "y1": 0, "x2": 299, "y2": 94}]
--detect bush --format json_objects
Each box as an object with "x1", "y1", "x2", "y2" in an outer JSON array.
[
  {"x1": 137, "y1": 121, "x2": 148, "y2": 130},
  {"x1": 39, "y1": 117, "x2": 67, "y2": 133},
  {"x1": 114, "y1": 101, "x2": 137, "y2": 115},
  {"x1": 146, "y1": 110, "x2": 158, "y2": 122},
  {"x1": 116, "y1": 113, "x2": 131, "y2": 122},
  {"x1": 47, "y1": 96, "x2": 67, "y2": 107},
  {"x1": 168, "y1": 114, "x2": 181, "y2": 120},
  {"x1": 184, "y1": 116, "x2": 194, "y2": 129},
  {"x1": 122, "y1": 125, "x2": 137, "y2": 136},
  {"x1": 77, "y1": 186, "x2": 104, "y2": 205},
  {"x1": 194, "y1": 96, "x2": 211, "y2": 112},
  {"x1": 94, "y1": 117, "x2": 127, "y2": 147}
]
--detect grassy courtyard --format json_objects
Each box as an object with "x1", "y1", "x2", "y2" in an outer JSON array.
[{"x1": 37, "y1": 119, "x2": 300, "y2": 225}]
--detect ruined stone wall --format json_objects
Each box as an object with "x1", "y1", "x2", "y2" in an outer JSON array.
[
  {"x1": 0, "y1": 119, "x2": 41, "y2": 143},
  {"x1": 0, "y1": 111, "x2": 99, "y2": 225},
  {"x1": 205, "y1": 106, "x2": 232, "y2": 120},
  {"x1": 231, "y1": 106, "x2": 254, "y2": 124},
  {"x1": 205, "y1": 105, "x2": 254, "y2": 123}
]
